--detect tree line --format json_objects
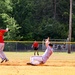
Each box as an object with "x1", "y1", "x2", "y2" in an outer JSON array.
[{"x1": 0, "y1": 0, "x2": 75, "y2": 41}]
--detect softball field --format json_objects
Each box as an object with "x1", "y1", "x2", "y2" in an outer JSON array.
[{"x1": 0, "y1": 52, "x2": 75, "y2": 75}]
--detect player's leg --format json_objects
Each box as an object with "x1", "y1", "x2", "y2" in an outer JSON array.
[
  {"x1": 30, "y1": 56, "x2": 43, "y2": 65},
  {"x1": 35, "y1": 47, "x2": 39, "y2": 55},
  {"x1": 34, "y1": 47, "x2": 39, "y2": 55},
  {"x1": 0, "y1": 51, "x2": 9, "y2": 62},
  {"x1": 0, "y1": 44, "x2": 5, "y2": 63},
  {"x1": 0, "y1": 43, "x2": 8, "y2": 63},
  {"x1": 0, "y1": 52, "x2": 6, "y2": 63},
  {"x1": 34, "y1": 50, "x2": 36, "y2": 55},
  {"x1": 34, "y1": 47, "x2": 36, "y2": 55},
  {"x1": 0, "y1": 53, "x2": 4, "y2": 60},
  {"x1": 37, "y1": 50, "x2": 39, "y2": 55}
]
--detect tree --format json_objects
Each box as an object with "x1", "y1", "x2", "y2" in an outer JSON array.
[
  {"x1": 1, "y1": 13, "x2": 22, "y2": 40},
  {"x1": 0, "y1": 0, "x2": 12, "y2": 28},
  {"x1": 0, "y1": 0, "x2": 75, "y2": 41},
  {"x1": 53, "y1": 0, "x2": 56, "y2": 19}
]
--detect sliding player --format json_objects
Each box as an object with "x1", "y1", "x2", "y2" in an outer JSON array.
[
  {"x1": 27, "y1": 37, "x2": 53, "y2": 65},
  {"x1": 0, "y1": 28, "x2": 9, "y2": 63}
]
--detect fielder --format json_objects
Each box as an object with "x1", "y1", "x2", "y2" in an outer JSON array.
[
  {"x1": 32, "y1": 40, "x2": 39, "y2": 55},
  {"x1": 0, "y1": 28, "x2": 9, "y2": 63},
  {"x1": 27, "y1": 37, "x2": 53, "y2": 65}
]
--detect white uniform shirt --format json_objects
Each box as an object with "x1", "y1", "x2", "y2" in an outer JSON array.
[{"x1": 42, "y1": 46, "x2": 53, "y2": 63}]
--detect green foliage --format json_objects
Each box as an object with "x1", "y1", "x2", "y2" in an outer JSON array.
[
  {"x1": 0, "y1": 0, "x2": 75, "y2": 41},
  {"x1": 1, "y1": 13, "x2": 22, "y2": 40},
  {"x1": 0, "y1": 0, "x2": 12, "y2": 13}
]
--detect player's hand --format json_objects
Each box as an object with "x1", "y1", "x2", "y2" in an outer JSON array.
[{"x1": 6, "y1": 28, "x2": 8, "y2": 31}]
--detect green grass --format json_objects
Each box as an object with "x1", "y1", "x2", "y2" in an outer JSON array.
[
  {"x1": 3, "y1": 51, "x2": 75, "y2": 61},
  {"x1": 0, "y1": 51, "x2": 75, "y2": 75}
]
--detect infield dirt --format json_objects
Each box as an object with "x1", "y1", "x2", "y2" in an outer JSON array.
[{"x1": 0, "y1": 52, "x2": 75, "y2": 75}]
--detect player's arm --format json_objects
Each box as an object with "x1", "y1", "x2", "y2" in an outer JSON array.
[
  {"x1": 45, "y1": 41, "x2": 48, "y2": 48},
  {"x1": 31, "y1": 44, "x2": 33, "y2": 48},
  {"x1": 45, "y1": 37, "x2": 50, "y2": 47},
  {"x1": 0, "y1": 28, "x2": 9, "y2": 33}
]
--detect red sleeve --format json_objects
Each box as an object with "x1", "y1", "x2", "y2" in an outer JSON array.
[
  {"x1": 0, "y1": 29, "x2": 7, "y2": 43},
  {"x1": 0, "y1": 29, "x2": 7, "y2": 33},
  {"x1": 0, "y1": 29, "x2": 7, "y2": 36}
]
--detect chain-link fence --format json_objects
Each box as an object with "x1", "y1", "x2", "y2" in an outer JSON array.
[
  {"x1": 4, "y1": 41, "x2": 75, "y2": 52},
  {"x1": 4, "y1": 41, "x2": 42, "y2": 52}
]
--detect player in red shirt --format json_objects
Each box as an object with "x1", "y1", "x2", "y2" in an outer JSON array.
[
  {"x1": 0, "y1": 28, "x2": 9, "y2": 63},
  {"x1": 32, "y1": 41, "x2": 39, "y2": 55}
]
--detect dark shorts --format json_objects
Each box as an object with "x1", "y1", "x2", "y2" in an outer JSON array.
[{"x1": 33, "y1": 47, "x2": 38, "y2": 50}]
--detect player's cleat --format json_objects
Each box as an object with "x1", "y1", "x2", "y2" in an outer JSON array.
[
  {"x1": 1, "y1": 59, "x2": 5, "y2": 63},
  {"x1": 27, "y1": 63, "x2": 37, "y2": 66},
  {"x1": 5, "y1": 58, "x2": 9, "y2": 62},
  {"x1": 27, "y1": 63, "x2": 32, "y2": 65},
  {"x1": 1, "y1": 58, "x2": 9, "y2": 63}
]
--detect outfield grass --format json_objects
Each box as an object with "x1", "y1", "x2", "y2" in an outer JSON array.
[{"x1": 0, "y1": 52, "x2": 75, "y2": 75}]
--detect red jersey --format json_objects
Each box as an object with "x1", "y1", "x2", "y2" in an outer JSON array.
[
  {"x1": 0, "y1": 29, "x2": 8, "y2": 43},
  {"x1": 33, "y1": 41, "x2": 39, "y2": 48}
]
